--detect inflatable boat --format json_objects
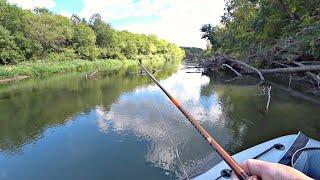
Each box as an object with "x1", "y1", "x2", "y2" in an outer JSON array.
[{"x1": 190, "y1": 132, "x2": 320, "y2": 180}]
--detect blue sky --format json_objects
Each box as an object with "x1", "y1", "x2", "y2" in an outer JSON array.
[
  {"x1": 51, "y1": 0, "x2": 84, "y2": 15},
  {"x1": 7, "y1": 0, "x2": 225, "y2": 48}
]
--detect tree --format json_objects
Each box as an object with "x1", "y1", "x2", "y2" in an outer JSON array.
[
  {"x1": 201, "y1": 0, "x2": 320, "y2": 59},
  {"x1": 25, "y1": 12, "x2": 74, "y2": 52},
  {"x1": 72, "y1": 23, "x2": 99, "y2": 59},
  {"x1": 0, "y1": 1, "x2": 26, "y2": 34},
  {"x1": 0, "y1": 26, "x2": 24, "y2": 64},
  {"x1": 73, "y1": 23, "x2": 96, "y2": 48},
  {"x1": 122, "y1": 41, "x2": 138, "y2": 59},
  {"x1": 33, "y1": 7, "x2": 52, "y2": 15},
  {"x1": 91, "y1": 18, "x2": 116, "y2": 48},
  {"x1": 200, "y1": 24, "x2": 220, "y2": 50},
  {"x1": 89, "y1": 13, "x2": 102, "y2": 27},
  {"x1": 0, "y1": 1, "x2": 185, "y2": 63},
  {"x1": 71, "y1": 14, "x2": 81, "y2": 25}
]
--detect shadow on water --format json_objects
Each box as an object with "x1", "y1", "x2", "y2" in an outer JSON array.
[{"x1": 0, "y1": 64, "x2": 319, "y2": 180}]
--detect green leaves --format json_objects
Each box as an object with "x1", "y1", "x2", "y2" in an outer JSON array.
[
  {"x1": 0, "y1": 26, "x2": 24, "y2": 64},
  {"x1": 73, "y1": 23, "x2": 96, "y2": 48},
  {"x1": 0, "y1": 1, "x2": 184, "y2": 64},
  {"x1": 202, "y1": 0, "x2": 320, "y2": 61},
  {"x1": 25, "y1": 13, "x2": 74, "y2": 52}
]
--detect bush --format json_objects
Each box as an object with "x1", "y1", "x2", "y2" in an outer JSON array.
[
  {"x1": 0, "y1": 26, "x2": 24, "y2": 64},
  {"x1": 78, "y1": 46, "x2": 100, "y2": 60}
]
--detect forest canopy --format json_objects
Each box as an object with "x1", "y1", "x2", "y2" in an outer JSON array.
[
  {"x1": 201, "y1": 0, "x2": 320, "y2": 65},
  {"x1": 0, "y1": 0, "x2": 184, "y2": 65}
]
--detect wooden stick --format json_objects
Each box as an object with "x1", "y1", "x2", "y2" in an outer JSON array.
[{"x1": 266, "y1": 86, "x2": 272, "y2": 113}]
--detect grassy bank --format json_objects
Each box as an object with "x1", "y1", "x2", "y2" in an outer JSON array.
[{"x1": 0, "y1": 54, "x2": 183, "y2": 78}]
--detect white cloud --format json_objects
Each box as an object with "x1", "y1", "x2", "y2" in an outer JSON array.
[
  {"x1": 58, "y1": 11, "x2": 72, "y2": 18},
  {"x1": 92, "y1": 68, "x2": 236, "y2": 175},
  {"x1": 7, "y1": 0, "x2": 56, "y2": 9},
  {"x1": 80, "y1": 0, "x2": 225, "y2": 48},
  {"x1": 7, "y1": 0, "x2": 225, "y2": 48}
]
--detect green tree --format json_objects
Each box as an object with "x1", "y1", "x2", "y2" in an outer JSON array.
[
  {"x1": 0, "y1": 26, "x2": 24, "y2": 64},
  {"x1": 0, "y1": 1, "x2": 185, "y2": 64},
  {"x1": 202, "y1": 0, "x2": 320, "y2": 60},
  {"x1": 73, "y1": 23, "x2": 96, "y2": 48},
  {"x1": 25, "y1": 12, "x2": 74, "y2": 53},
  {"x1": 72, "y1": 23, "x2": 99, "y2": 59}
]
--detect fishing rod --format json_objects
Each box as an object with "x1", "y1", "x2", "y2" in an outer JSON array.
[{"x1": 136, "y1": 60, "x2": 251, "y2": 180}]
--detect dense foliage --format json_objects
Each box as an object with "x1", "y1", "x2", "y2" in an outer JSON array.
[
  {"x1": 181, "y1": 47, "x2": 205, "y2": 59},
  {"x1": 0, "y1": 0, "x2": 184, "y2": 65},
  {"x1": 201, "y1": 0, "x2": 320, "y2": 65}
]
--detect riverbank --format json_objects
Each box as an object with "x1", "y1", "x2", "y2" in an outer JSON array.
[
  {"x1": 0, "y1": 54, "x2": 183, "y2": 80},
  {"x1": 198, "y1": 55, "x2": 320, "y2": 104}
]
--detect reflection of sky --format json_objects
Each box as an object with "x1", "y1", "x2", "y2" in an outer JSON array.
[{"x1": 95, "y1": 67, "x2": 234, "y2": 177}]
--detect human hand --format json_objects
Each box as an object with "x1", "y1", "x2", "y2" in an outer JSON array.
[{"x1": 231, "y1": 159, "x2": 313, "y2": 180}]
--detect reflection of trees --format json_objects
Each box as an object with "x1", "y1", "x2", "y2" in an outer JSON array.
[
  {"x1": 95, "y1": 89, "x2": 234, "y2": 178},
  {"x1": 200, "y1": 75, "x2": 319, "y2": 154},
  {"x1": 91, "y1": 70, "x2": 240, "y2": 177},
  {"x1": 0, "y1": 68, "x2": 177, "y2": 154}
]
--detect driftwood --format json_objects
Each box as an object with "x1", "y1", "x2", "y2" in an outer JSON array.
[
  {"x1": 265, "y1": 80, "x2": 320, "y2": 105},
  {"x1": 300, "y1": 61, "x2": 320, "y2": 65},
  {"x1": 200, "y1": 53, "x2": 320, "y2": 96},
  {"x1": 86, "y1": 70, "x2": 98, "y2": 79},
  {"x1": 265, "y1": 86, "x2": 272, "y2": 113},
  {"x1": 0, "y1": 75, "x2": 29, "y2": 84},
  {"x1": 259, "y1": 65, "x2": 320, "y2": 74},
  {"x1": 89, "y1": 71, "x2": 98, "y2": 77},
  {"x1": 292, "y1": 61, "x2": 320, "y2": 84}
]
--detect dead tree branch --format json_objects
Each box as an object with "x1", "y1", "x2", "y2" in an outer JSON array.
[
  {"x1": 222, "y1": 64, "x2": 242, "y2": 77},
  {"x1": 228, "y1": 60, "x2": 265, "y2": 81},
  {"x1": 265, "y1": 86, "x2": 272, "y2": 113}
]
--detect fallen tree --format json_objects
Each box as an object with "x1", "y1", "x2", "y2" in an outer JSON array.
[
  {"x1": 199, "y1": 53, "x2": 320, "y2": 98},
  {"x1": 259, "y1": 65, "x2": 320, "y2": 74}
]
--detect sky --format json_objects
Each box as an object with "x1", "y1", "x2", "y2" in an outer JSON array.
[{"x1": 7, "y1": 0, "x2": 225, "y2": 48}]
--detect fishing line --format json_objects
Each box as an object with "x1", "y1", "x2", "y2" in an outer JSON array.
[
  {"x1": 136, "y1": 60, "x2": 250, "y2": 180},
  {"x1": 151, "y1": 91, "x2": 190, "y2": 180}
]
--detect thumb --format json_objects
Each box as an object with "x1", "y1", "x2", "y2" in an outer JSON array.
[
  {"x1": 231, "y1": 171, "x2": 260, "y2": 180},
  {"x1": 231, "y1": 159, "x2": 270, "y2": 180}
]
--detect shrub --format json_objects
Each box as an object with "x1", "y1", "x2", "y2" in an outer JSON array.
[{"x1": 0, "y1": 26, "x2": 24, "y2": 64}]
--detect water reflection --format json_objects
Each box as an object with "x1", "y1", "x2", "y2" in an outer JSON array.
[
  {"x1": 0, "y1": 69, "x2": 175, "y2": 155},
  {"x1": 0, "y1": 64, "x2": 319, "y2": 180},
  {"x1": 94, "y1": 68, "x2": 237, "y2": 177}
]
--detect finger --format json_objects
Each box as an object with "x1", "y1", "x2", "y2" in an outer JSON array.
[
  {"x1": 231, "y1": 172, "x2": 239, "y2": 180},
  {"x1": 248, "y1": 175, "x2": 261, "y2": 180},
  {"x1": 242, "y1": 159, "x2": 273, "y2": 177}
]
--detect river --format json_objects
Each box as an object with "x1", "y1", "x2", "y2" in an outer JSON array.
[{"x1": 0, "y1": 63, "x2": 319, "y2": 180}]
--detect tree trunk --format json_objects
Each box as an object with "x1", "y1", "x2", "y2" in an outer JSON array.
[{"x1": 260, "y1": 65, "x2": 320, "y2": 74}]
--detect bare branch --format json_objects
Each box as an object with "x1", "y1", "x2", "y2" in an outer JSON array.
[{"x1": 222, "y1": 64, "x2": 242, "y2": 77}]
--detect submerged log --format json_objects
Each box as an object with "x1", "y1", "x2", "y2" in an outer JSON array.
[
  {"x1": 265, "y1": 80, "x2": 320, "y2": 105},
  {"x1": 200, "y1": 51, "x2": 320, "y2": 97},
  {"x1": 292, "y1": 61, "x2": 320, "y2": 84},
  {"x1": 0, "y1": 75, "x2": 29, "y2": 84},
  {"x1": 259, "y1": 65, "x2": 320, "y2": 74}
]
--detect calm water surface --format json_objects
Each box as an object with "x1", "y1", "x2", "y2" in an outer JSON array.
[{"x1": 0, "y1": 63, "x2": 319, "y2": 180}]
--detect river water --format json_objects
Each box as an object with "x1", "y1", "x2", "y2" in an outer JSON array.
[{"x1": 0, "y1": 63, "x2": 319, "y2": 180}]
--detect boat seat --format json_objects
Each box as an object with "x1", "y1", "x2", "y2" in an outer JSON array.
[{"x1": 292, "y1": 147, "x2": 320, "y2": 180}]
